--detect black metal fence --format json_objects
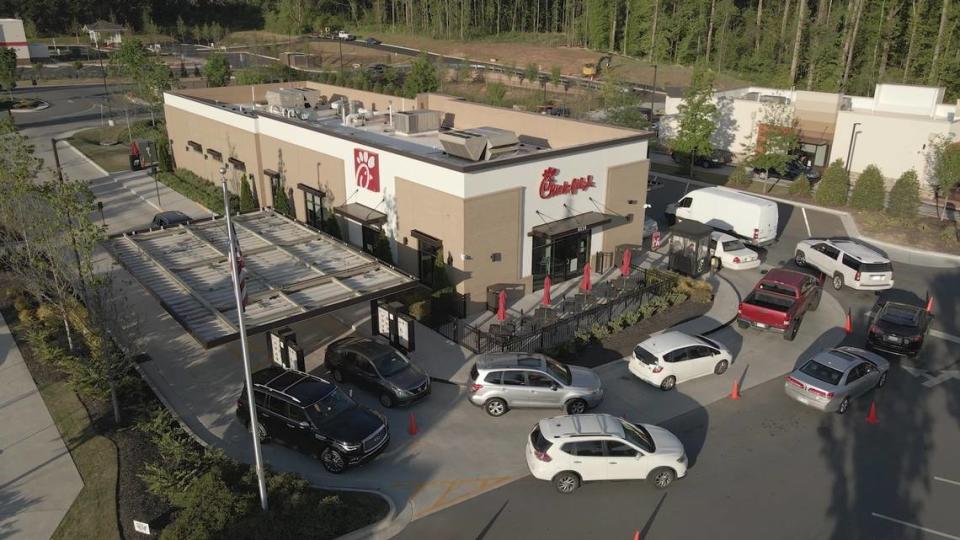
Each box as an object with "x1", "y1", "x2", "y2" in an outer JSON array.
[{"x1": 436, "y1": 268, "x2": 678, "y2": 354}]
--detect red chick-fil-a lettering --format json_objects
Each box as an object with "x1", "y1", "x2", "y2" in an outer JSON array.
[{"x1": 539, "y1": 167, "x2": 596, "y2": 199}]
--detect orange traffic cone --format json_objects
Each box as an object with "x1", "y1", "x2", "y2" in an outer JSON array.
[
  {"x1": 408, "y1": 412, "x2": 419, "y2": 435},
  {"x1": 844, "y1": 309, "x2": 853, "y2": 334},
  {"x1": 926, "y1": 294, "x2": 934, "y2": 314},
  {"x1": 730, "y1": 381, "x2": 741, "y2": 400},
  {"x1": 866, "y1": 401, "x2": 879, "y2": 424}
]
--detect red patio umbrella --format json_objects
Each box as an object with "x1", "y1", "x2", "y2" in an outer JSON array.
[
  {"x1": 542, "y1": 275, "x2": 552, "y2": 306},
  {"x1": 496, "y1": 290, "x2": 507, "y2": 321},
  {"x1": 580, "y1": 263, "x2": 592, "y2": 292},
  {"x1": 620, "y1": 249, "x2": 632, "y2": 277}
]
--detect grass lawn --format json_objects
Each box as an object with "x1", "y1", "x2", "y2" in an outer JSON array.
[
  {"x1": 36, "y1": 378, "x2": 121, "y2": 540},
  {"x1": 68, "y1": 125, "x2": 135, "y2": 173}
]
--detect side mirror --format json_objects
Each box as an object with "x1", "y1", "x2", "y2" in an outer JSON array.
[
  {"x1": 298, "y1": 421, "x2": 310, "y2": 429},
  {"x1": 550, "y1": 384, "x2": 559, "y2": 391}
]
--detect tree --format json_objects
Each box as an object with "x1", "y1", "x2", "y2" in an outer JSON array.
[
  {"x1": 550, "y1": 65, "x2": 563, "y2": 89},
  {"x1": 728, "y1": 164, "x2": 754, "y2": 187},
  {"x1": 431, "y1": 253, "x2": 453, "y2": 295},
  {"x1": 747, "y1": 101, "x2": 800, "y2": 177},
  {"x1": 849, "y1": 164, "x2": 886, "y2": 210},
  {"x1": 0, "y1": 48, "x2": 17, "y2": 99},
  {"x1": 323, "y1": 214, "x2": 342, "y2": 239},
  {"x1": 402, "y1": 52, "x2": 439, "y2": 98},
  {"x1": 788, "y1": 174, "x2": 813, "y2": 197},
  {"x1": 886, "y1": 169, "x2": 921, "y2": 220},
  {"x1": 815, "y1": 159, "x2": 851, "y2": 206},
  {"x1": 524, "y1": 63, "x2": 540, "y2": 85},
  {"x1": 672, "y1": 67, "x2": 718, "y2": 178},
  {"x1": 203, "y1": 52, "x2": 232, "y2": 88},
  {"x1": 486, "y1": 82, "x2": 507, "y2": 105},
  {"x1": 239, "y1": 176, "x2": 256, "y2": 212},
  {"x1": 372, "y1": 229, "x2": 393, "y2": 264},
  {"x1": 932, "y1": 141, "x2": 960, "y2": 218}
]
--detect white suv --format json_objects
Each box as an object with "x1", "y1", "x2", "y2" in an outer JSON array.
[
  {"x1": 525, "y1": 414, "x2": 687, "y2": 494},
  {"x1": 794, "y1": 239, "x2": 894, "y2": 291}
]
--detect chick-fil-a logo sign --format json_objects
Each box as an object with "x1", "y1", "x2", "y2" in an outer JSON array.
[
  {"x1": 355, "y1": 149, "x2": 380, "y2": 192},
  {"x1": 538, "y1": 167, "x2": 596, "y2": 199}
]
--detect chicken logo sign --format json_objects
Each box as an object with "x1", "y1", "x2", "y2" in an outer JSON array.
[{"x1": 355, "y1": 149, "x2": 380, "y2": 192}]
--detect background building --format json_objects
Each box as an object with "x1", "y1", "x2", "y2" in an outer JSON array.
[
  {"x1": 164, "y1": 83, "x2": 652, "y2": 312},
  {"x1": 82, "y1": 21, "x2": 124, "y2": 47},
  {"x1": 0, "y1": 19, "x2": 49, "y2": 64}
]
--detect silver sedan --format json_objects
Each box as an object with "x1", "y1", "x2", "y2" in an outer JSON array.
[{"x1": 784, "y1": 347, "x2": 890, "y2": 414}]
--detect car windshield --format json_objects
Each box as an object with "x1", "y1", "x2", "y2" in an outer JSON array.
[
  {"x1": 544, "y1": 358, "x2": 572, "y2": 385},
  {"x1": 799, "y1": 360, "x2": 843, "y2": 386},
  {"x1": 621, "y1": 421, "x2": 655, "y2": 453},
  {"x1": 633, "y1": 345, "x2": 659, "y2": 365},
  {"x1": 371, "y1": 350, "x2": 410, "y2": 377},
  {"x1": 722, "y1": 239, "x2": 747, "y2": 251},
  {"x1": 305, "y1": 388, "x2": 356, "y2": 424},
  {"x1": 880, "y1": 305, "x2": 920, "y2": 327}
]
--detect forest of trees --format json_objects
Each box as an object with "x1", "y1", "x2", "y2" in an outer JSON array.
[{"x1": 3, "y1": 0, "x2": 958, "y2": 98}]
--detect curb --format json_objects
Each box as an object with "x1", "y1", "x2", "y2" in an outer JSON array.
[{"x1": 334, "y1": 488, "x2": 408, "y2": 540}]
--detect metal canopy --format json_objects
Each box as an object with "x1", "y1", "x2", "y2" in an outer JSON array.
[
  {"x1": 335, "y1": 203, "x2": 388, "y2": 226},
  {"x1": 105, "y1": 209, "x2": 417, "y2": 348},
  {"x1": 529, "y1": 211, "x2": 616, "y2": 238}
]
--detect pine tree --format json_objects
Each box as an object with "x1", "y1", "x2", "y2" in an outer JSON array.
[
  {"x1": 273, "y1": 186, "x2": 293, "y2": 216},
  {"x1": 849, "y1": 164, "x2": 886, "y2": 211},
  {"x1": 815, "y1": 159, "x2": 851, "y2": 207},
  {"x1": 372, "y1": 229, "x2": 394, "y2": 265},
  {"x1": 789, "y1": 174, "x2": 813, "y2": 197},
  {"x1": 885, "y1": 169, "x2": 921, "y2": 220},
  {"x1": 323, "y1": 214, "x2": 342, "y2": 239},
  {"x1": 239, "y1": 176, "x2": 256, "y2": 212},
  {"x1": 728, "y1": 164, "x2": 753, "y2": 187}
]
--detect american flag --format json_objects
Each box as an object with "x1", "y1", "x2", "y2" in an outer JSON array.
[{"x1": 230, "y1": 222, "x2": 248, "y2": 311}]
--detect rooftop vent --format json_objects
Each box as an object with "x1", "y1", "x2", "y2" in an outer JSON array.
[
  {"x1": 439, "y1": 127, "x2": 520, "y2": 161},
  {"x1": 266, "y1": 88, "x2": 322, "y2": 109},
  {"x1": 394, "y1": 110, "x2": 441, "y2": 135}
]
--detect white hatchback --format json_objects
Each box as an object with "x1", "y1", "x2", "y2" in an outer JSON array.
[
  {"x1": 629, "y1": 331, "x2": 733, "y2": 391},
  {"x1": 525, "y1": 414, "x2": 687, "y2": 494},
  {"x1": 709, "y1": 231, "x2": 761, "y2": 270}
]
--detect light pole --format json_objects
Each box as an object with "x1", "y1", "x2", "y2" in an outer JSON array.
[
  {"x1": 845, "y1": 122, "x2": 862, "y2": 173},
  {"x1": 338, "y1": 38, "x2": 344, "y2": 78},
  {"x1": 648, "y1": 64, "x2": 658, "y2": 117},
  {"x1": 221, "y1": 168, "x2": 269, "y2": 512}
]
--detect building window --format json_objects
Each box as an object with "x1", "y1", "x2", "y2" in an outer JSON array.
[
  {"x1": 207, "y1": 149, "x2": 223, "y2": 162},
  {"x1": 304, "y1": 190, "x2": 324, "y2": 229},
  {"x1": 411, "y1": 230, "x2": 442, "y2": 287},
  {"x1": 187, "y1": 140, "x2": 202, "y2": 152}
]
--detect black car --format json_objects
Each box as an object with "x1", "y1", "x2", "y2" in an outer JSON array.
[
  {"x1": 754, "y1": 159, "x2": 822, "y2": 182},
  {"x1": 364, "y1": 37, "x2": 382, "y2": 45},
  {"x1": 865, "y1": 299, "x2": 931, "y2": 358},
  {"x1": 325, "y1": 337, "x2": 431, "y2": 408},
  {"x1": 151, "y1": 210, "x2": 192, "y2": 228},
  {"x1": 671, "y1": 149, "x2": 732, "y2": 169},
  {"x1": 237, "y1": 367, "x2": 389, "y2": 473}
]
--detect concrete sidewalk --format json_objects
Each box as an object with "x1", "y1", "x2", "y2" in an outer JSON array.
[{"x1": 0, "y1": 313, "x2": 83, "y2": 540}]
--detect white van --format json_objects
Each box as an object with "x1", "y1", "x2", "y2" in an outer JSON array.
[{"x1": 666, "y1": 187, "x2": 779, "y2": 246}]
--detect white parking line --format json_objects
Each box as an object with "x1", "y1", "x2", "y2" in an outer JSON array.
[
  {"x1": 802, "y1": 207, "x2": 812, "y2": 237},
  {"x1": 935, "y1": 476, "x2": 960, "y2": 487},
  {"x1": 929, "y1": 329, "x2": 960, "y2": 346},
  {"x1": 871, "y1": 513, "x2": 960, "y2": 539}
]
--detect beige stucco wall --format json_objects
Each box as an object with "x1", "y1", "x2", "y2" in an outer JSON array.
[
  {"x1": 257, "y1": 134, "x2": 347, "y2": 218},
  {"x1": 601, "y1": 160, "x2": 649, "y2": 252},
  {"x1": 177, "y1": 82, "x2": 302, "y2": 105},
  {"x1": 462, "y1": 188, "x2": 524, "y2": 302},
  {"x1": 394, "y1": 177, "x2": 466, "y2": 284}
]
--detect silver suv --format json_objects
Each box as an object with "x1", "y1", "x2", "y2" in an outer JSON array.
[{"x1": 467, "y1": 353, "x2": 604, "y2": 417}]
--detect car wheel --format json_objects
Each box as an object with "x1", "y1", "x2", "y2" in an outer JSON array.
[
  {"x1": 650, "y1": 468, "x2": 676, "y2": 489},
  {"x1": 714, "y1": 359, "x2": 729, "y2": 375},
  {"x1": 249, "y1": 420, "x2": 268, "y2": 443},
  {"x1": 878, "y1": 371, "x2": 887, "y2": 388},
  {"x1": 795, "y1": 251, "x2": 806, "y2": 267},
  {"x1": 484, "y1": 398, "x2": 508, "y2": 417},
  {"x1": 837, "y1": 397, "x2": 850, "y2": 415},
  {"x1": 737, "y1": 320, "x2": 749, "y2": 330},
  {"x1": 660, "y1": 376, "x2": 677, "y2": 391},
  {"x1": 320, "y1": 447, "x2": 346, "y2": 474},
  {"x1": 331, "y1": 368, "x2": 344, "y2": 383},
  {"x1": 784, "y1": 320, "x2": 800, "y2": 341},
  {"x1": 565, "y1": 399, "x2": 588, "y2": 415},
  {"x1": 832, "y1": 273, "x2": 844, "y2": 291},
  {"x1": 553, "y1": 471, "x2": 581, "y2": 494},
  {"x1": 379, "y1": 392, "x2": 396, "y2": 408}
]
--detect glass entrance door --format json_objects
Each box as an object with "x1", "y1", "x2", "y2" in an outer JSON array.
[{"x1": 532, "y1": 230, "x2": 591, "y2": 290}]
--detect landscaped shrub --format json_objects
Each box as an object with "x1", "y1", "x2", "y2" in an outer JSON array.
[
  {"x1": 886, "y1": 169, "x2": 921, "y2": 220},
  {"x1": 239, "y1": 177, "x2": 256, "y2": 212},
  {"x1": 815, "y1": 159, "x2": 850, "y2": 207},
  {"x1": 590, "y1": 322, "x2": 610, "y2": 341},
  {"x1": 728, "y1": 164, "x2": 753, "y2": 187},
  {"x1": 323, "y1": 214, "x2": 342, "y2": 239},
  {"x1": 674, "y1": 277, "x2": 712, "y2": 303},
  {"x1": 788, "y1": 174, "x2": 812, "y2": 197},
  {"x1": 372, "y1": 229, "x2": 393, "y2": 265},
  {"x1": 159, "y1": 169, "x2": 239, "y2": 213},
  {"x1": 849, "y1": 164, "x2": 886, "y2": 211}
]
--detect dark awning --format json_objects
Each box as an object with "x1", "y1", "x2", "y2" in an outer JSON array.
[
  {"x1": 335, "y1": 203, "x2": 387, "y2": 226},
  {"x1": 297, "y1": 183, "x2": 325, "y2": 197},
  {"x1": 529, "y1": 211, "x2": 615, "y2": 238},
  {"x1": 263, "y1": 168, "x2": 280, "y2": 177},
  {"x1": 206, "y1": 149, "x2": 223, "y2": 161},
  {"x1": 228, "y1": 157, "x2": 246, "y2": 170}
]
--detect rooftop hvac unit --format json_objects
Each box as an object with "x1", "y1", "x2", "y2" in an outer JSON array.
[
  {"x1": 438, "y1": 127, "x2": 519, "y2": 161},
  {"x1": 266, "y1": 88, "x2": 322, "y2": 109},
  {"x1": 394, "y1": 110, "x2": 441, "y2": 135}
]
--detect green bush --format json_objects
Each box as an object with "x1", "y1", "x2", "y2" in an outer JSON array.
[
  {"x1": 590, "y1": 322, "x2": 610, "y2": 341},
  {"x1": 407, "y1": 299, "x2": 431, "y2": 321},
  {"x1": 323, "y1": 214, "x2": 342, "y2": 239},
  {"x1": 372, "y1": 229, "x2": 393, "y2": 265},
  {"x1": 885, "y1": 169, "x2": 921, "y2": 220},
  {"x1": 727, "y1": 164, "x2": 753, "y2": 187},
  {"x1": 788, "y1": 174, "x2": 812, "y2": 197},
  {"x1": 272, "y1": 185, "x2": 293, "y2": 216},
  {"x1": 814, "y1": 159, "x2": 850, "y2": 207},
  {"x1": 849, "y1": 164, "x2": 886, "y2": 211},
  {"x1": 158, "y1": 169, "x2": 238, "y2": 213},
  {"x1": 239, "y1": 176, "x2": 256, "y2": 212}
]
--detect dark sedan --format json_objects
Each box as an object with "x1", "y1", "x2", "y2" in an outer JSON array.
[
  {"x1": 364, "y1": 37, "x2": 382, "y2": 45},
  {"x1": 865, "y1": 299, "x2": 931, "y2": 358},
  {"x1": 324, "y1": 337, "x2": 431, "y2": 407}
]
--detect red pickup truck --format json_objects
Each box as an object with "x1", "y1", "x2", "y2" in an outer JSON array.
[{"x1": 737, "y1": 268, "x2": 822, "y2": 341}]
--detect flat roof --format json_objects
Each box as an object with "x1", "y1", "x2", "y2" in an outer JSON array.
[{"x1": 105, "y1": 209, "x2": 417, "y2": 348}]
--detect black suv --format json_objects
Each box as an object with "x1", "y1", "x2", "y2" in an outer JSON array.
[
  {"x1": 866, "y1": 299, "x2": 931, "y2": 358},
  {"x1": 325, "y1": 337, "x2": 431, "y2": 408},
  {"x1": 151, "y1": 210, "x2": 191, "y2": 228},
  {"x1": 237, "y1": 367, "x2": 389, "y2": 473}
]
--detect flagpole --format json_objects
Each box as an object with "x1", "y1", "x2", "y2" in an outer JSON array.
[{"x1": 221, "y1": 168, "x2": 269, "y2": 512}]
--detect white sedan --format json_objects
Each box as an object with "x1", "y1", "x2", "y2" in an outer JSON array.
[
  {"x1": 629, "y1": 331, "x2": 733, "y2": 391},
  {"x1": 709, "y1": 231, "x2": 761, "y2": 270}
]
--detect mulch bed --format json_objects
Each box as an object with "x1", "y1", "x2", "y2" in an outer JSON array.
[{"x1": 556, "y1": 299, "x2": 711, "y2": 369}]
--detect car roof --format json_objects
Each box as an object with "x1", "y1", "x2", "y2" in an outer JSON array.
[
  {"x1": 709, "y1": 231, "x2": 738, "y2": 242},
  {"x1": 761, "y1": 268, "x2": 811, "y2": 287},
  {"x1": 155, "y1": 210, "x2": 190, "y2": 221},
  {"x1": 813, "y1": 347, "x2": 877, "y2": 371},
  {"x1": 828, "y1": 240, "x2": 888, "y2": 263},
  {"x1": 477, "y1": 352, "x2": 546, "y2": 370},
  {"x1": 539, "y1": 414, "x2": 625, "y2": 439},
  {"x1": 251, "y1": 367, "x2": 335, "y2": 405},
  {"x1": 333, "y1": 336, "x2": 394, "y2": 357},
  {"x1": 638, "y1": 331, "x2": 701, "y2": 354},
  {"x1": 691, "y1": 187, "x2": 778, "y2": 208}
]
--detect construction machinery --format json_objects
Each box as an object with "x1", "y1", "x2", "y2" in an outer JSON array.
[{"x1": 582, "y1": 54, "x2": 613, "y2": 79}]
